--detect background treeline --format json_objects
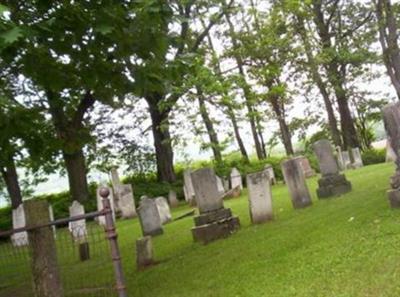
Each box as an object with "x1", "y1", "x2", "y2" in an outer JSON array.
[{"x1": 0, "y1": 1, "x2": 397, "y2": 222}]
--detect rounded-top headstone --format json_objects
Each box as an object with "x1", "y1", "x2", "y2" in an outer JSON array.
[
  {"x1": 313, "y1": 139, "x2": 339, "y2": 175},
  {"x1": 191, "y1": 168, "x2": 223, "y2": 213}
]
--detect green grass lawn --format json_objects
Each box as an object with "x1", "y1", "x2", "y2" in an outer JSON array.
[{"x1": 116, "y1": 162, "x2": 400, "y2": 297}]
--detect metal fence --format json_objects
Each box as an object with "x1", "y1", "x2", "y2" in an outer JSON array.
[{"x1": 0, "y1": 190, "x2": 127, "y2": 297}]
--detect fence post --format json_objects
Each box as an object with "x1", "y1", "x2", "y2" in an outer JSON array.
[
  {"x1": 100, "y1": 187, "x2": 128, "y2": 297},
  {"x1": 25, "y1": 200, "x2": 63, "y2": 297}
]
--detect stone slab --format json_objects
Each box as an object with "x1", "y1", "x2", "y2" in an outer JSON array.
[
  {"x1": 155, "y1": 197, "x2": 172, "y2": 224},
  {"x1": 191, "y1": 216, "x2": 240, "y2": 245},
  {"x1": 138, "y1": 198, "x2": 163, "y2": 237},
  {"x1": 168, "y1": 190, "x2": 179, "y2": 208},
  {"x1": 193, "y1": 208, "x2": 232, "y2": 226},
  {"x1": 313, "y1": 139, "x2": 339, "y2": 175},
  {"x1": 191, "y1": 168, "x2": 223, "y2": 214},
  {"x1": 136, "y1": 236, "x2": 154, "y2": 269},
  {"x1": 316, "y1": 174, "x2": 352, "y2": 198},
  {"x1": 246, "y1": 171, "x2": 273, "y2": 224},
  {"x1": 230, "y1": 167, "x2": 243, "y2": 189},
  {"x1": 116, "y1": 184, "x2": 137, "y2": 219}
]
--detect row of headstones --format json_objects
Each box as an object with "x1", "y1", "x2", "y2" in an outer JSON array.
[{"x1": 336, "y1": 147, "x2": 364, "y2": 170}]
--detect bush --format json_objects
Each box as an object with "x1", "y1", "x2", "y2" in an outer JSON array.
[{"x1": 361, "y1": 148, "x2": 386, "y2": 165}]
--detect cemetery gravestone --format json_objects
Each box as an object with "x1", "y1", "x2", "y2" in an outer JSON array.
[
  {"x1": 294, "y1": 156, "x2": 316, "y2": 178},
  {"x1": 336, "y1": 146, "x2": 345, "y2": 171},
  {"x1": 191, "y1": 168, "x2": 240, "y2": 244},
  {"x1": 230, "y1": 167, "x2": 243, "y2": 189},
  {"x1": 68, "y1": 201, "x2": 87, "y2": 242},
  {"x1": 383, "y1": 102, "x2": 400, "y2": 207},
  {"x1": 351, "y1": 147, "x2": 363, "y2": 168},
  {"x1": 222, "y1": 178, "x2": 230, "y2": 192},
  {"x1": 138, "y1": 198, "x2": 163, "y2": 236},
  {"x1": 342, "y1": 151, "x2": 352, "y2": 170},
  {"x1": 264, "y1": 165, "x2": 277, "y2": 185},
  {"x1": 136, "y1": 236, "x2": 154, "y2": 269},
  {"x1": 168, "y1": 190, "x2": 179, "y2": 208},
  {"x1": 183, "y1": 169, "x2": 196, "y2": 206},
  {"x1": 246, "y1": 171, "x2": 273, "y2": 223},
  {"x1": 155, "y1": 197, "x2": 172, "y2": 224},
  {"x1": 110, "y1": 168, "x2": 122, "y2": 214},
  {"x1": 116, "y1": 184, "x2": 137, "y2": 219},
  {"x1": 281, "y1": 158, "x2": 312, "y2": 209},
  {"x1": 313, "y1": 139, "x2": 352, "y2": 198},
  {"x1": 216, "y1": 175, "x2": 225, "y2": 195},
  {"x1": 11, "y1": 203, "x2": 29, "y2": 247}
]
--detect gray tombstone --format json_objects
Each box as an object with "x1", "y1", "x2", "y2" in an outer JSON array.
[
  {"x1": 294, "y1": 156, "x2": 316, "y2": 178},
  {"x1": 383, "y1": 102, "x2": 400, "y2": 207},
  {"x1": 190, "y1": 168, "x2": 240, "y2": 244},
  {"x1": 183, "y1": 169, "x2": 196, "y2": 205},
  {"x1": 281, "y1": 158, "x2": 312, "y2": 209},
  {"x1": 68, "y1": 201, "x2": 87, "y2": 242},
  {"x1": 230, "y1": 167, "x2": 243, "y2": 190},
  {"x1": 11, "y1": 204, "x2": 29, "y2": 247},
  {"x1": 168, "y1": 190, "x2": 179, "y2": 208},
  {"x1": 138, "y1": 198, "x2": 163, "y2": 236},
  {"x1": 246, "y1": 171, "x2": 273, "y2": 223},
  {"x1": 48, "y1": 205, "x2": 56, "y2": 238},
  {"x1": 336, "y1": 146, "x2": 345, "y2": 171},
  {"x1": 386, "y1": 139, "x2": 397, "y2": 162},
  {"x1": 351, "y1": 147, "x2": 363, "y2": 168},
  {"x1": 136, "y1": 236, "x2": 154, "y2": 269},
  {"x1": 155, "y1": 197, "x2": 172, "y2": 224},
  {"x1": 110, "y1": 168, "x2": 122, "y2": 214},
  {"x1": 116, "y1": 184, "x2": 137, "y2": 219},
  {"x1": 342, "y1": 151, "x2": 352, "y2": 170},
  {"x1": 313, "y1": 139, "x2": 352, "y2": 198},
  {"x1": 96, "y1": 186, "x2": 116, "y2": 225},
  {"x1": 216, "y1": 176, "x2": 225, "y2": 195},
  {"x1": 263, "y1": 165, "x2": 277, "y2": 185}
]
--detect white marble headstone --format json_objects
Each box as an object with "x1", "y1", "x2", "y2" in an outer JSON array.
[
  {"x1": 155, "y1": 197, "x2": 172, "y2": 224},
  {"x1": 247, "y1": 171, "x2": 273, "y2": 224},
  {"x1": 11, "y1": 204, "x2": 29, "y2": 247},
  {"x1": 230, "y1": 168, "x2": 243, "y2": 190},
  {"x1": 183, "y1": 169, "x2": 196, "y2": 204},
  {"x1": 68, "y1": 200, "x2": 87, "y2": 242},
  {"x1": 351, "y1": 147, "x2": 363, "y2": 168},
  {"x1": 116, "y1": 184, "x2": 137, "y2": 219}
]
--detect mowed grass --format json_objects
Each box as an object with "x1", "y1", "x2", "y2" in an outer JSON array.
[{"x1": 116, "y1": 162, "x2": 400, "y2": 297}]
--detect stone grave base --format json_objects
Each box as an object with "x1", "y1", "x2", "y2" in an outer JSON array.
[
  {"x1": 388, "y1": 189, "x2": 400, "y2": 208},
  {"x1": 191, "y1": 208, "x2": 240, "y2": 244},
  {"x1": 317, "y1": 173, "x2": 352, "y2": 198}
]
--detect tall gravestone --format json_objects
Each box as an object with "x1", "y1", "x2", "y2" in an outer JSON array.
[
  {"x1": 11, "y1": 204, "x2": 29, "y2": 247},
  {"x1": 263, "y1": 165, "x2": 277, "y2": 185},
  {"x1": 351, "y1": 147, "x2": 363, "y2": 168},
  {"x1": 313, "y1": 139, "x2": 352, "y2": 198},
  {"x1": 230, "y1": 168, "x2": 243, "y2": 189},
  {"x1": 183, "y1": 169, "x2": 196, "y2": 206},
  {"x1": 110, "y1": 167, "x2": 122, "y2": 214},
  {"x1": 342, "y1": 151, "x2": 352, "y2": 170},
  {"x1": 294, "y1": 156, "x2": 316, "y2": 178},
  {"x1": 138, "y1": 198, "x2": 163, "y2": 236},
  {"x1": 246, "y1": 171, "x2": 273, "y2": 223},
  {"x1": 383, "y1": 102, "x2": 400, "y2": 207},
  {"x1": 116, "y1": 184, "x2": 137, "y2": 219},
  {"x1": 281, "y1": 158, "x2": 312, "y2": 209},
  {"x1": 155, "y1": 197, "x2": 172, "y2": 224},
  {"x1": 96, "y1": 186, "x2": 115, "y2": 225},
  {"x1": 168, "y1": 190, "x2": 179, "y2": 208},
  {"x1": 69, "y1": 201, "x2": 87, "y2": 241},
  {"x1": 191, "y1": 168, "x2": 240, "y2": 244}
]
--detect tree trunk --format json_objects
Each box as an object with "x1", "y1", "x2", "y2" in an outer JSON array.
[
  {"x1": 1, "y1": 156, "x2": 22, "y2": 209},
  {"x1": 270, "y1": 97, "x2": 294, "y2": 156},
  {"x1": 146, "y1": 93, "x2": 176, "y2": 183},
  {"x1": 63, "y1": 150, "x2": 89, "y2": 203},
  {"x1": 335, "y1": 91, "x2": 360, "y2": 149},
  {"x1": 296, "y1": 15, "x2": 342, "y2": 147},
  {"x1": 256, "y1": 117, "x2": 267, "y2": 158},
  {"x1": 227, "y1": 107, "x2": 249, "y2": 162},
  {"x1": 197, "y1": 88, "x2": 223, "y2": 163},
  {"x1": 225, "y1": 12, "x2": 265, "y2": 160}
]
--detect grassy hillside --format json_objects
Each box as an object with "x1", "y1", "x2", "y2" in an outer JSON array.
[{"x1": 116, "y1": 162, "x2": 400, "y2": 297}]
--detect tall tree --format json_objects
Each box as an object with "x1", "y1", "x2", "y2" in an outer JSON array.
[{"x1": 374, "y1": 0, "x2": 400, "y2": 99}]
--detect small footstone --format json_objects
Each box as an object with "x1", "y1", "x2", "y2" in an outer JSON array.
[
  {"x1": 313, "y1": 139, "x2": 352, "y2": 198},
  {"x1": 136, "y1": 236, "x2": 154, "y2": 269}
]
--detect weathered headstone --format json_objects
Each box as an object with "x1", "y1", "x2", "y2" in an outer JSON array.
[
  {"x1": 191, "y1": 168, "x2": 240, "y2": 244},
  {"x1": 246, "y1": 171, "x2": 273, "y2": 223},
  {"x1": 336, "y1": 146, "x2": 345, "y2": 171},
  {"x1": 137, "y1": 198, "x2": 163, "y2": 236},
  {"x1": 294, "y1": 156, "x2": 316, "y2": 178},
  {"x1": 342, "y1": 151, "x2": 352, "y2": 170},
  {"x1": 96, "y1": 186, "x2": 115, "y2": 225},
  {"x1": 386, "y1": 139, "x2": 397, "y2": 162},
  {"x1": 168, "y1": 190, "x2": 179, "y2": 208},
  {"x1": 25, "y1": 200, "x2": 63, "y2": 297},
  {"x1": 155, "y1": 197, "x2": 172, "y2": 224},
  {"x1": 313, "y1": 139, "x2": 352, "y2": 198},
  {"x1": 110, "y1": 167, "x2": 122, "y2": 214},
  {"x1": 263, "y1": 165, "x2": 277, "y2": 185},
  {"x1": 136, "y1": 236, "x2": 154, "y2": 269},
  {"x1": 68, "y1": 201, "x2": 87, "y2": 242},
  {"x1": 383, "y1": 102, "x2": 400, "y2": 207},
  {"x1": 11, "y1": 204, "x2": 29, "y2": 247},
  {"x1": 281, "y1": 158, "x2": 312, "y2": 209},
  {"x1": 351, "y1": 147, "x2": 363, "y2": 168},
  {"x1": 183, "y1": 169, "x2": 196, "y2": 205},
  {"x1": 110, "y1": 167, "x2": 122, "y2": 188},
  {"x1": 216, "y1": 175, "x2": 225, "y2": 195},
  {"x1": 230, "y1": 167, "x2": 243, "y2": 190},
  {"x1": 115, "y1": 184, "x2": 137, "y2": 219},
  {"x1": 222, "y1": 178, "x2": 230, "y2": 192}
]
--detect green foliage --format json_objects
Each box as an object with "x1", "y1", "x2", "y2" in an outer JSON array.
[{"x1": 361, "y1": 148, "x2": 386, "y2": 166}]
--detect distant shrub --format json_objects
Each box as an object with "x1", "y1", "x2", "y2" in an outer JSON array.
[{"x1": 361, "y1": 148, "x2": 386, "y2": 165}]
